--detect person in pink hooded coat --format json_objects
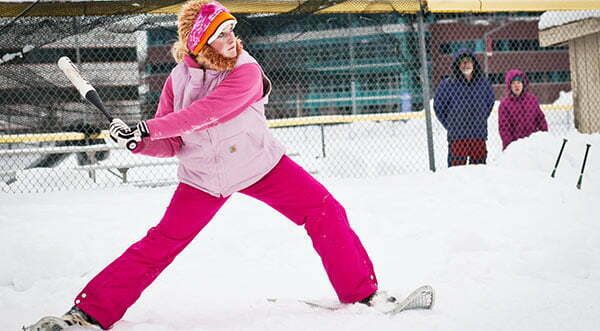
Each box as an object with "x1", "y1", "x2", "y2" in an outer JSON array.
[
  {"x1": 498, "y1": 69, "x2": 548, "y2": 150},
  {"x1": 24, "y1": 1, "x2": 429, "y2": 330}
]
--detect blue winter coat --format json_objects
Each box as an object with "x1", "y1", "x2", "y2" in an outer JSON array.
[{"x1": 434, "y1": 49, "x2": 495, "y2": 141}]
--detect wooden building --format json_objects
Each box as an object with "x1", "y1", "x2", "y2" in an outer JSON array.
[{"x1": 539, "y1": 12, "x2": 600, "y2": 133}]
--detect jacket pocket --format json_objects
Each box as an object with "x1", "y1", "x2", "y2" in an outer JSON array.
[
  {"x1": 220, "y1": 131, "x2": 263, "y2": 162},
  {"x1": 220, "y1": 130, "x2": 267, "y2": 187}
]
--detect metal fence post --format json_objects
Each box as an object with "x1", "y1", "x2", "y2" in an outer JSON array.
[
  {"x1": 351, "y1": 80, "x2": 357, "y2": 115},
  {"x1": 348, "y1": 14, "x2": 358, "y2": 116},
  {"x1": 320, "y1": 124, "x2": 326, "y2": 158},
  {"x1": 417, "y1": 6, "x2": 436, "y2": 172}
]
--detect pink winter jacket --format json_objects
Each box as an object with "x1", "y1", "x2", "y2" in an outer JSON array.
[
  {"x1": 498, "y1": 69, "x2": 548, "y2": 150},
  {"x1": 133, "y1": 50, "x2": 285, "y2": 197}
]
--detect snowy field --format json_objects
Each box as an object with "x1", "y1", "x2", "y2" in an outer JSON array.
[{"x1": 1, "y1": 129, "x2": 599, "y2": 331}]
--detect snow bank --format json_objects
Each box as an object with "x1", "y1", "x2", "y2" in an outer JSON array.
[{"x1": 1, "y1": 131, "x2": 599, "y2": 331}]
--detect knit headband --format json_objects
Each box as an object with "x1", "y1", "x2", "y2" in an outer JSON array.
[{"x1": 187, "y1": 1, "x2": 236, "y2": 56}]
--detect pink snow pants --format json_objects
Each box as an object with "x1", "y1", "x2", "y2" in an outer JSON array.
[{"x1": 75, "y1": 156, "x2": 377, "y2": 329}]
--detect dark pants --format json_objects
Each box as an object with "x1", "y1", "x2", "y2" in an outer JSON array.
[{"x1": 447, "y1": 139, "x2": 487, "y2": 167}]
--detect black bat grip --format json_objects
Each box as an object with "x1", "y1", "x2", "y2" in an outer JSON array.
[
  {"x1": 84, "y1": 90, "x2": 113, "y2": 122},
  {"x1": 83, "y1": 89, "x2": 140, "y2": 151},
  {"x1": 554, "y1": 138, "x2": 567, "y2": 168},
  {"x1": 580, "y1": 144, "x2": 591, "y2": 174},
  {"x1": 551, "y1": 138, "x2": 567, "y2": 178},
  {"x1": 83, "y1": 89, "x2": 139, "y2": 150}
]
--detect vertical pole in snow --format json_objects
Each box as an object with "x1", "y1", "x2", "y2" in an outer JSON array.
[
  {"x1": 576, "y1": 144, "x2": 591, "y2": 190},
  {"x1": 417, "y1": 6, "x2": 436, "y2": 172},
  {"x1": 320, "y1": 124, "x2": 326, "y2": 158},
  {"x1": 551, "y1": 138, "x2": 567, "y2": 178}
]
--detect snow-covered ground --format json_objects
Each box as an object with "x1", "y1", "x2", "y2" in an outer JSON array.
[{"x1": 1, "y1": 129, "x2": 599, "y2": 331}]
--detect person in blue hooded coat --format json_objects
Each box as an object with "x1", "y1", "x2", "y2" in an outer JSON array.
[{"x1": 434, "y1": 49, "x2": 495, "y2": 167}]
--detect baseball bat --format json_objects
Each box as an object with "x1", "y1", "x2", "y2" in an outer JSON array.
[
  {"x1": 576, "y1": 144, "x2": 591, "y2": 190},
  {"x1": 550, "y1": 138, "x2": 567, "y2": 178},
  {"x1": 58, "y1": 56, "x2": 113, "y2": 122},
  {"x1": 58, "y1": 56, "x2": 138, "y2": 151}
]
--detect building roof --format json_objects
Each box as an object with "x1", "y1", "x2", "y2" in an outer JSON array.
[
  {"x1": 538, "y1": 10, "x2": 600, "y2": 46},
  {"x1": 539, "y1": 10, "x2": 600, "y2": 30},
  {"x1": 1, "y1": 0, "x2": 599, "y2": 17},
  {"x1": 0, "y1": 1, "x2": 422, "y2": 17}
]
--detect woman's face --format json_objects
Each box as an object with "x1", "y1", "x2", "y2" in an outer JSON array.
[
  {"x1": 209, "y1": 24, "x2": 237, "y2": 58},
  {"x1": 459, "y1": 57, "x2": 474, "y2": 77},
  {"x1": 510, "y1": 80, "x2": 523, "y2": 96}
]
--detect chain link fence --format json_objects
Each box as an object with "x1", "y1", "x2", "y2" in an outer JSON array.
[{"x1": 0, "y1": 1, "x2": 597, "y2": 193}]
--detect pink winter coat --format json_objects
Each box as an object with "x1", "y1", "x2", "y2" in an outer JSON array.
[
  {"x1": 133, "y1": 50, "x2": 285, "y2": 197},
  {"x1": 498, "y1": 69, "x2": 548, "y2": 150}
]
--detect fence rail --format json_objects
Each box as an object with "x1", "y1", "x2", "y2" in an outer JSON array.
[{"x1": 0, "y1": 104, "x2": 574, "y2": 144}]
